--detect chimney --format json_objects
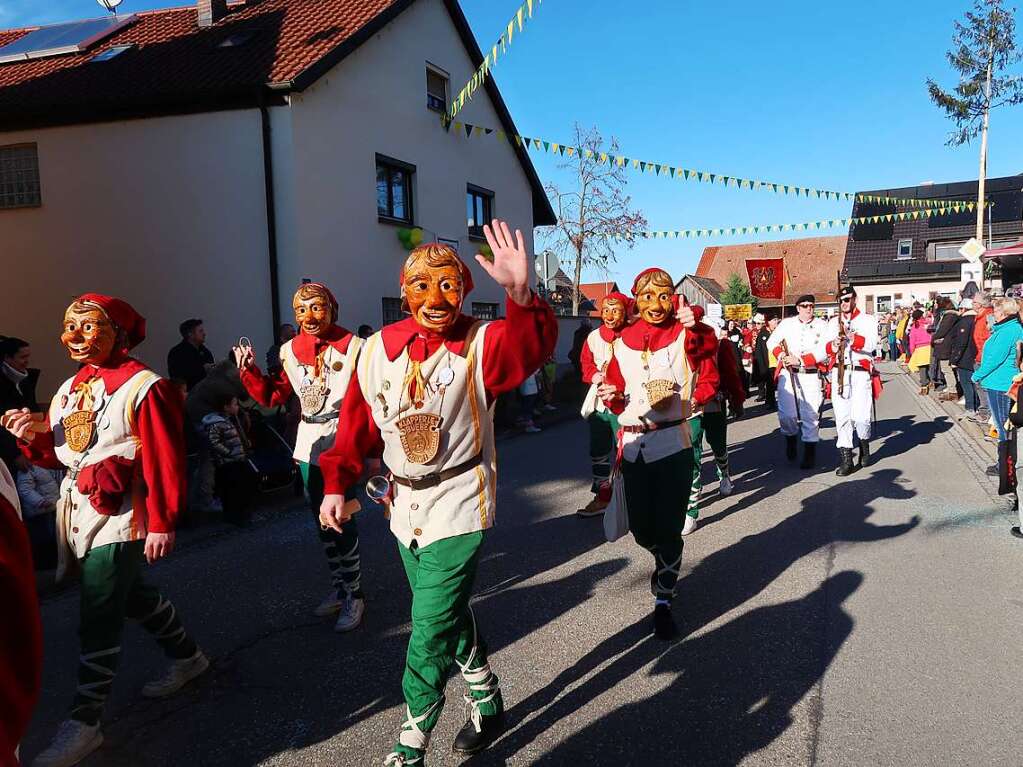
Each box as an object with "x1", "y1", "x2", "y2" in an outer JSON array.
[{"x1": 197, "y1": 0, "x2": 229, "y2": 28}]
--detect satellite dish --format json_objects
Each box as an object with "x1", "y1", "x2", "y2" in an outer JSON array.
[{"x1": 97, "y1": 0, "x2": 124, "y2": 14}]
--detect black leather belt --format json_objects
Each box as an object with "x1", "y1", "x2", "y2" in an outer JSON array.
[
  {"x1": 621, "y1": 418, "x2": 686, "y2": 434},
  {"x1": 393, "y1": 453, "x2": 483, "y2": 491},
  {"x1": 302, "y1": 412, "x2": 339, "y2": 424}
]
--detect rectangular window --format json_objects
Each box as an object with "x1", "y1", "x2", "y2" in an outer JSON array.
[
  {"x1": 382, "y1": 297, "x2": 404, "y2": 326},
  {"x1": 426, "y1": 65, "x2": 448, "y2": 113},
  {"x1": 897, "y1": 239, "x2": 912, "y2": 259},
  {"x1": 472, "y1": 302, "x2": 499, "y2": 320},
  {"x1": 931, "y1": 242, "x2": 966, "y2": 262},
  {"x1": 467, "y1": 185, "x2": 494, "y2": 239},
  {"x1": 0, "y1": 144, "x2": 41, "y2": 209},
  {"x1": 376, "y1": 154, "x2": 414, "y2": 224}
]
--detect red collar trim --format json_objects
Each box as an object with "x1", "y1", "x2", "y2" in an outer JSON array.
[
  {"x1": 619, "y1": 318, "x2": 683, "y2": 351},
  {"x1": 70, "y1": 357, "x2": 150, "y2": 395},
  {"x1": 290, "y1": 326, "x2": 354, "y2": 365},
  {"x1": 843, "y1": 309, "x2": 861, "y2": 321},
  {"x1": 598, "y1": 324, "x2": 622, "y2": 343},
  {"x1": 380, "y1": 315, "x2": 477, "y2": 361}
]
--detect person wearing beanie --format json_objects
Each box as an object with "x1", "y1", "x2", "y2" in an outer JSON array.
[
  {"x1": 235, "y1": 282, "x2": 368, "y2": 633},
  {"x1": 2, "y1": 294, "x2": 207, "y2": 767},
  {"x1": 318, "y1": 221, "x2": 558, "y2": 765},
  {"x1": 598, "y1": 267, "x2": 718, "y2": 639},
  {"x1": 577, "y1": 292, "x2": 631, "y2": 518},
  {"x1": 766, "y1": 294, "x2": 827, "y2": 468},
  {"x1": 822, "y1": 286, "x2": 879, "y2": 476}
]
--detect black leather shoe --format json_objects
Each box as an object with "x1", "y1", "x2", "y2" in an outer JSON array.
[
  {"x1": 835, "y1": 448, "x2": 856, "y2": 477},
  {"x1": 800, "y1": 442, "x2": 816, "y2": 469},
  {"x1": 653, "y1": 603, "x2": 678, "y2": 640},
  {"x1": 986, "y1": 464, "x2": 1000, "y2": 477},
  {"x1": 786, "y1": 435, "x2": 798, "y2": 461},
  {"x1": 1011, "y1": 526, "x2": 1023, "y2": 540},
  {"x1": 858, "y1": 440, "x2": 870, "y2": 467},
  {"x1": 452, "y1": 711, "x2": 505, "y2": 755}
]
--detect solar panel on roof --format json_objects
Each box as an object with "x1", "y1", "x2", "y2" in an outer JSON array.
[{"x1": 0, "y1": 14, "x2": 135, "y2": 65}]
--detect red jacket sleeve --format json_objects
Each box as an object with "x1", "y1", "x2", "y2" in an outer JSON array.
[
  {"x1": 136, "y1": 379, "x2": 187, "y2": 534},
  {"x1": 687, "y1": 323, "x2": 720, "y2": 406},
  {"x1": 601, "y1": 355, "x2": 626, "y2": 415},
  {"x1": 240, "y1": 365, "x2": 294, "y2": 408},
  {"x1": 19, "y1": 419, "x2": 62, "y2": 470},
  {"x1": 481, "y1": 293, "x2": 559, "y2": 397},
  {"x1": 320, "y1": 370, "x2": 384, "y2": 497},
  {"x1": 0, "y1": 492, "x2": 42, "y2": 764},
  {"x1": 580, "y1": 337, "x2": 599, "y2": 384}
]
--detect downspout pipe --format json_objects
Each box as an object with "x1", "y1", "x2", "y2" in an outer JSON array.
[{"x1": 259, "y1": 95, "x2": 282, "y2": 337}]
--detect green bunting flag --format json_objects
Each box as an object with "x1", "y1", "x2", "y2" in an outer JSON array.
[{"x1": 447, "y1": 0, "x2": 544, "y2": 121}]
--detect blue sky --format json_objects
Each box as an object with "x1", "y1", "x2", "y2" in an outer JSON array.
[{"x1": 3, "y1": 0, "x2": 1022, "y2": 286}]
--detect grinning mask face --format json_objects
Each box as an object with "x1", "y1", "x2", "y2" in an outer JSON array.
[
  {"x1": 633, "y1": 270, "x2": 675, "y2": 326},
  {"x1": 293, "y1": 285, "x2": 336, "y2": 338},
  {"x1": 601, "y1": 297, "x2": 627, "y2": 332},
  {"x1": 61, "y1": 302, "x2": 119, "y2": 366},
  {"x1": 402, "y1": 244, "x2": 465, "y2": 334}
]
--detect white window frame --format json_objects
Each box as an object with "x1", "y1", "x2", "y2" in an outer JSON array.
[
  {"x1": 426, "y1": 63, "x2": 449, "y2": 113},
  {"x1": 896, "y1": 239, "x2": 913, "y2": 259}
]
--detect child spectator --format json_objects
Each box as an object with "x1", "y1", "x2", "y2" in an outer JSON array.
[
  {"x1": 15, "y1": 463, "x2": 59, "y2": 569},
  {"x1": 202, "y1": 394, "x2": 256, "y2": 526},
  {"x1": 908, "y1": 309, "x2": 933, "y2": 394}
]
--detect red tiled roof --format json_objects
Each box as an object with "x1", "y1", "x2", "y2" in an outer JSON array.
[
  {"x1": 695, "y1": 236, "x2": 846, "y2": 308},
  {"x1": 0, "y1": 0, "x2": 405, "y2": 120},
  {"x1": 577, "y1": 281, "x2": 620, "y2": 316}
]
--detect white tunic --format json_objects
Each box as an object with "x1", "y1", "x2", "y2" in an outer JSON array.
[
  {"x1": 357, "y1": 323, "x2": 496, "y2": 549},
  {"x1": 767, "y1": 316, "x2": 827, "y2": 368},
  {"x1": 821, "y1": 311, "x2": 878, "y2": 373},
  {"x1": 580, "y1": 327, "x2": 616, "y2": 418},
  {"x1": 50, "y1": 369, "x2": 161, "y2": 576},
  {"x1": 615, "y1": 331, "x2": 695, "y2": 463},
  {"x1": 280, "y1": 336, "x2": 362, "y2": 465}
]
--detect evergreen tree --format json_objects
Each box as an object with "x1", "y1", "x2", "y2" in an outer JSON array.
[{"x1": 720, "y1": 272, "x2": 758, "y2": 312}]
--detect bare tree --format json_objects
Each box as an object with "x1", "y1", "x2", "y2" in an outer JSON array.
[
  {"x1": 927, "y1": 0, "x2": 1023, "y2": 241},
  {"x1": 540, "y1": 124, "x2": 647, "y2": 316}
]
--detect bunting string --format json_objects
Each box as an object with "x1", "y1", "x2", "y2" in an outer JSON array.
[
  {"x1": 623, "y1": 204, "x2": 976, "y2": 240},
  {"x1": 447, "y1": 0, "x2": 544, "y2": 121},
  {"x1": 445, "y1": 118, "x2": 984, "y2": 209}
]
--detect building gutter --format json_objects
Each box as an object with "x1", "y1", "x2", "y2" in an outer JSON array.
[{"x1": 259, "y1": 95, "x2": 282, "y2": 335}]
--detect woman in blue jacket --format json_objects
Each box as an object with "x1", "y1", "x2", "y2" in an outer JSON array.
[{"x1": 973, "y1": 297, "x2": 1023, "y2": 443}]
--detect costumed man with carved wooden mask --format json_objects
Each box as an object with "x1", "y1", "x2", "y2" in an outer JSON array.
[
  {"x1": 2, "y1": 294, "x2": 207, "y2": 767},
  {"x1": 235, "y1": 283, "x2": 367, "y2": 632},
  {"x1": 577, "y1": 292, "x2": 631, "y2": 517},
  {"x1": 318, "y1": 222, "x2": 557, "y2": 766},
  {"x1": 599, "y1": 269, "x2": 718, "y2": 640},
  {"x1": 821, "y1": 286, "x2": 879, "y2": 476},
  {"x1": 766, "y1": 294, "x2": 827, "y2": 469}
]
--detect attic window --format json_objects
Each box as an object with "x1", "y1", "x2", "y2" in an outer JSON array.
[
  {"x1": 426, "y1": 65, "x2": 448, "y2": 113},
  {"x1": 218, "y1": 30, "x2": 255, "y2": 48},
  {"x1": 92, "y1": 44, "x2": 134, "y2": 62}
]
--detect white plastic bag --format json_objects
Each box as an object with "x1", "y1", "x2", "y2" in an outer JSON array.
[{"x1": 603, "y1": 469, "x2": 629, "y2": 542}]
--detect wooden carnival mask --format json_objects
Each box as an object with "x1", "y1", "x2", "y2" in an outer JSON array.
[
  {"x1": 633, "y1": 270, "x2": 675, "y2": 326},
  {"x1": 601, "y1": 297, "x2": 628, "y2": 332},
  {"x1": 293, "y1": 284, "x2": 337, "y2": 338},
  {"x1": 402, "y1": 244, "x2": 466, "y2": 335},
  {"x1": 61, "y1": 301, "x2": 119, "y2": 366}
]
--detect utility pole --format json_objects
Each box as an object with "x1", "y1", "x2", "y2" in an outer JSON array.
[{"x1": 976, "y1": 33, "x2": 995, "y2": 242}]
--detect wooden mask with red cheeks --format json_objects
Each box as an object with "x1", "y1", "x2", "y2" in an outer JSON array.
[
  {"x1": 292, "y1": 284, "x2": 337, "y2": 338},
  {"x1": 61, "y1": 301, "x2": 120, "y2": 366},
  {"x1": 633, "y1": 270, "x2": 675, "y2": 326},
  {"x1": 600, "y1": 297, "x2": 627, "y2": 332},
  {"x1": 401, "y1": 244, "x2": 465, "y2": 334}
]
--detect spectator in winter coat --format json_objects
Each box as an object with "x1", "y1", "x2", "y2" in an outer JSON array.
[
  {"x1": 15, "y1": 463, "x2": 59, "y2": 570},
  {"x1": 948, "y1": 300, "x2": 979, "y2": 416},
  {"x1": 972, "y1": 291, "x2": 994, "y2": 419},
  {"x1": 908, "y1": 310, "x2": 934, "y2": 393},
  {"x1": 202, "y1": 394, "x2": 255, "y2": 526},
  {"x1": 929, "y1": 297, "x2": 960, "y2": 394},
  {"x1": 974, "y1": 298, "x2": 1023, "y2": 443},
  {"x1": 0, "y1": 337, "x2": 39, "y2": 475}
]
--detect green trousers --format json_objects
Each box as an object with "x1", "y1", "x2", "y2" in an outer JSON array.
[
  {"x1": 393, "y1": 531, "x2": 501, "y2": 759},
  {"x1": 621, "y1": 449, "x2": 691, "y2": 602},
  {"x1": 300, "y1": 462, "x2": 362, "y2": 598},
  {"x1": 74, "y1": 541, "x2": 196, "y2": 724},
  {"x1": 687, "y1": 410, "x2": 730, "y2": 519},
  {"x1": 587, "y1": 410, "x2": 620, "y2": 493}
]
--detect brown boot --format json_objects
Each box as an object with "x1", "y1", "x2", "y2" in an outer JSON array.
[
  {"x1": 918, "y1": 384, "x2": 929, "y2": 395},
  {"x1": 577, "y1": 496, "x2": 608, "y2": 518}
]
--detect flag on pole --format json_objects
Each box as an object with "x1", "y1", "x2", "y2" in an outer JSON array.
[{"x1": 745, "y1": 258, "x2": 786, "y2": 300}]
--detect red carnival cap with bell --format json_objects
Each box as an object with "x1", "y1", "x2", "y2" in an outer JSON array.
[
  {"x1": 603, "y1": 291, "x2": 635, "y2": 313},
  {"x1": 630, "y1": 267, "x2": 672, "y2": 296},
  {"x1": 75, "y1": 293, "x2": 146, "y2": 349}
]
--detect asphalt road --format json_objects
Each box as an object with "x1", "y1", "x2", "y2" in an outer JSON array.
[{"x1": 22, "y1": 362, "x2": 1023, "y2": 766}]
